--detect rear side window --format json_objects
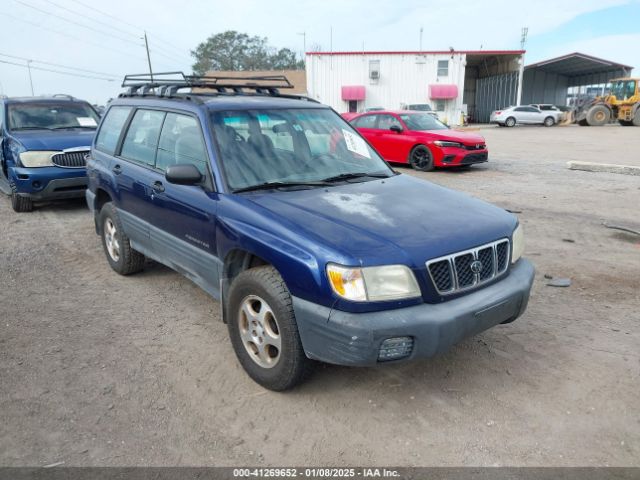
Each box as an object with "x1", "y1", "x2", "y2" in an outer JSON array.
[
  {"x1": 120, "y1": 109, "x2": 166, "y2": 166},
  {"x1": 352, "y1": 115, "x2": 377, "y2": 128},
  {"x1": 156, "y1": 113, "x2": 208, "y2": 173},
  {"x1": 95, "y1": 106, "x2": 132, "y2": 155}
]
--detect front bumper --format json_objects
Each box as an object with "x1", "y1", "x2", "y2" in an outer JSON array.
[
  {"x1": 292, "y1": 258, "x2": 534, "y2": 366},
  {"x1": 435, "y1": 146, "x2": 489, "y2": 167},
  {"x1": 10, "y1": 166, "x2": 87, "y2": 200}
]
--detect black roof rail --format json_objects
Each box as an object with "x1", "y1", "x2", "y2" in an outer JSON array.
[{"x1": 118, "y1": 71, "x2": 319, "y2": 103}]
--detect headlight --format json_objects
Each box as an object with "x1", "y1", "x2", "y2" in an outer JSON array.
[
  {"x1": 433, "y1": 140, "x2": 463, "y2": 148},
  {"x1": 19, "y1": 151, "x2": 57, "y2": 167},
  {"x1": 327, "y1": 263, "x2": 421, "y2": 302},
  {"x1": 511, "y1": 224, "x2": 524, "y2": 264}
]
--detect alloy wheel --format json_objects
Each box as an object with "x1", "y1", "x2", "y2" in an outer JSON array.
[{"x1": 238, "y1": 295, "x2": 281, "y2": 368}]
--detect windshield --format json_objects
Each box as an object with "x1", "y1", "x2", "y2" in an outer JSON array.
[
  {"x1": 398, "y1": 113, "x2": 448, "y2": 131},
  {"x1": 610, "y1": 80, "x2": 636, "y2": 100},
  {"x1": 7, "y1": 102, "x2": 99, "y2": 130},
  {"x1": 210, "y1": 108, "x2": 393, "y2": 191}
]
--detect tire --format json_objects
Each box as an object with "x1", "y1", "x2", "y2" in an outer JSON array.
[
  {"x1": 585, "y1": 105, "x2": 610, "y2": 126},
  {"x1": 543, "y1": 116, "x2": 555, "y2": 127},
  {"x1": 409, "y1": 145, "x2": 434, "y2": 171},
  {"x1": 505, "y1": 117, "x2": 516, "y2": 127},
  {"x1": 578, "y1": 119, "x2": 589, "y2": 126},
  {"x1": 10, "y1": 184, "x2": 33, "y2": 212},
  {"x1": 98, "y1": 202, "x2": 145, "y2": 275},
  {"x1": 633, "y1": 112, "x2": 640, "y2": 127},
  {"x1": 227, "y1": 266, "x2": 311, "y2": 391},
  {"x1": 619, "y1": 120, "x2": 633, "y2": 126}
]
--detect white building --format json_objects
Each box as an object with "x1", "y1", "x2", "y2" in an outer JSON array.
[{"x1": 306, "y1": 50, "x2": 524, "y2": 126}]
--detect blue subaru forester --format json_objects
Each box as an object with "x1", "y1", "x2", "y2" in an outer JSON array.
[
  {"x1": 0, "y1": 95, "x2": 100, "y2": 212},
  {"x1": 86, "y1": 73, "x2": 534, "y2": 390}
]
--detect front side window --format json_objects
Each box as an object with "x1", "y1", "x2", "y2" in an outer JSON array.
[
  {"x1": 7, "y1": 102, "x2": 99, "y2": 131},
  {"x1": 211, "y1": 108, "x2": 393, "y2": 191},
  {"x1": 95, "y1": 106, "x2": 132, "y2": 155},
  {"x1": 156, "y1": 113, "x2": 208, "y2": 173},
  {"x1": 376, "y1": 114, "x2": 402, "y2": 130},
  {"x1": 399, "y1": 113, "x2": 448, "y2": 131},
  {"x1": 120, "y1": 109, "x2": 166, "y2": 166},
  {"x1": 437, "y1": 60, "x2": 449, "y2": 76}
]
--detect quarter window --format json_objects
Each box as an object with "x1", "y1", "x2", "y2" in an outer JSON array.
[
  {"x1": 120, "y1": 109, "x2": 166, "y2": 166},
  {"x1": 156, "y1": 113, "x2": 208, "y2": 173},
  {"x1": 437, "y1": 60, "x2": 449, "y2": 76},
  {"x1": 95, "y1": 106, "x2": 132, "y2": 155}
]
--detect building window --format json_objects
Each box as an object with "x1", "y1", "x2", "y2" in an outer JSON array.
[
  {"x1": 369, "y1": 60, "x2": 380, "y2": 83},
  {"x1": 434, "y1": 99, "x2": 446, "y2": 112},
  {"x1": 437, "y1": 60, "x2": 449, "y2": 77}
]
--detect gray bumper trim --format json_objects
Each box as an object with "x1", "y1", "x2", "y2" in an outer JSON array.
[
  {"x1": 20, "y1": 177, "x2": 88, "y2": 201},
  {"x1": 292, "y1": 258, "x2": 535, "y2": 366}
]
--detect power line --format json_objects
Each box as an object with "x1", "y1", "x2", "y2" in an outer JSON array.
[
  {"x1": 0, "y1": 12, "x2": 149, "y2": 65},
  {"x1": 68, "y1": 0, "x2": 191, "y2": 57},
  {"x1": 0, "y1": 52, "x2": 119, "y2": 78},
  {"x1": 0, "y1": 59, "x2": 116, "y2": 81}
]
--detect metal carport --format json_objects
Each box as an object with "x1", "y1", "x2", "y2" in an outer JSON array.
[{"x1": 521, "y1": 52, "x2": 634, "y2": 105}]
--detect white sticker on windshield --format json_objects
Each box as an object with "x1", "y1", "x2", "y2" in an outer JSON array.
[
  {"x1": 342, "y1": 129, "x2": 370, "y2": 158},
  {"x1": 76, "y1": 117, "x2": 97, "y2": 127}
]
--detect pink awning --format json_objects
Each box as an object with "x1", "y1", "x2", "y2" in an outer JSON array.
[
  {"x1": 341, "y1": 85, "x2": 366, "y2": 101},
  {"x1": 429, "y1": 84, "x2": 458, "y2": 99}
]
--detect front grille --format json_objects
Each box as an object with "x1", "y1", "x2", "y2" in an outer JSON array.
[
  {"x1": 427, "y1": 239, "x2": 510, "y2": 295},
  {"x1": 51, "y1": 150, "x2": 88, "y2": 168},
  {"x1": 463, "y1": 144, "x2": 486, "y2": 150}
]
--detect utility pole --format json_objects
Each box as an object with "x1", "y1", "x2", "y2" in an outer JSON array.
[
  {"x1": 297, "y1": 31, "x2": 306, "y2": 63},
  {"x1": 516, "y1": 26, "x2": 528, "y2": 106},
  {"x1": 143, "y1": 31, "x2": 154, "y2": 82},
  {"x1": 26, "y1": 60, "x2": 34, "y2": 95},
  {"x1": 419, "y1": 27, "x2": 423, "y2": 52}
]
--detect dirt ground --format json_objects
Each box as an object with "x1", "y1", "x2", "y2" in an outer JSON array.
[{"x1": 1, "y1": 125, "x2": 639, "y2": 467}]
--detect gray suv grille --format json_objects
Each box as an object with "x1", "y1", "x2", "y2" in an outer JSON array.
[
  {"x1": 426, "y1": 239, "x2": 510, "y2": 295},
  {"x1": 51, "y1": 150, "x2": 88, "y2": 168}
]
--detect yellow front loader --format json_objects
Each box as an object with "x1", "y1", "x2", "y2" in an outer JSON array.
[{"x1": 575, "y1": 78, "x2": 640, "y2": 126}]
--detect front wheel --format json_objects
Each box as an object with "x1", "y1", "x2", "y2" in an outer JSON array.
[
  {"x1": 98, "y1": 202, "x2": 145, "y2": 275},
  {"x1": 227, "y1": 266, "x2": 311, "y2": 391},
  {"x1": 10, "y1": 184, "x2": 33, "y2": 213},
  {"x1": 409, "y1": 145, "x2": 434, "y2": 171},
  {"x1": 543, "y1": 116, "x2": 555, "y2": 127}
]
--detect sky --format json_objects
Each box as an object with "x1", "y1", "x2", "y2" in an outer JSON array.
[{"x1": 0, "y1": 0, "x2": 638, "y2": 105}]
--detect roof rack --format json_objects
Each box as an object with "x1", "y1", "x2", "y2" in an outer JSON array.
[{"x1": 118, "y1": 71, "x2": 317, "y2": 103}]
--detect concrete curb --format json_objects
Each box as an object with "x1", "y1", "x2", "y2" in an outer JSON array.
[{"x1": 567, "y1": 161, "x2": 640, "y2": 176}]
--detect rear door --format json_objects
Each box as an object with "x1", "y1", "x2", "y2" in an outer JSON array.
[{"x1": 114, "y1": 108, "x2": 166, "y2": 248}]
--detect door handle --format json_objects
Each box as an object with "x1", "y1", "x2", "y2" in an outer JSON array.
[
  {"x1": 152, "y1": 181, "x2": 165, "y2": 193},
  {"x1": 112, "y1": 164, "x2": 122, "y2": 175}
]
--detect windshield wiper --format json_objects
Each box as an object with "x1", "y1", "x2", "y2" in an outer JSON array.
[
  {"x1": 321, "y1": 172, "x2": 391, "y2": 183},
  {"x1": 11, "y1": 126, "x2": 53, "y2": 131},
  {"x1": 234, "y1": 180, "x2": 331, "y2": 193},
  {"x1": 52, "y1": 126, "x2": 96, "y2": 130}
]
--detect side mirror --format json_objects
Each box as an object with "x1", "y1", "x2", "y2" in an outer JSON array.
[
  {"x1": 165, "y1": 164, "x2": 203, "y2": 186},
  {"x1": 390, "y1": 125, "x2": 403, "y2": 133}
]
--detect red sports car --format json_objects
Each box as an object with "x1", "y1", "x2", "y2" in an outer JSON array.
[{"x1": 344, "y1": 110, "x2": 488, "y2": 171}]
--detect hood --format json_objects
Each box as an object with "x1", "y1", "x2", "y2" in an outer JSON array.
[
  {"x1": 419, "y1": 129, "x2": 486, "y2": 145},
  {"x1": 242, "y1": 174, "x2": 516, "y2": 267},
  {"x1": 10, "y1": 130, "x2": 95, "y2": 151}
]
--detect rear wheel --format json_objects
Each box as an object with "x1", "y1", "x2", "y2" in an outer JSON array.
[
  {"x1": 10, "y1": 184, "x2": 33, "y2": 213},
  {"x1": 586, "y1": 105, "x2": 610, "y2": 126},
  {"x1": 409, "y1": 145, "x2": 434, "y2": 171},
  {"x1": 543, "y1": 116, "x2": 555, "y2": 127},
  {"x1": 98, "y1": 202, "x2": 145, "y2": 275},
  {"x1": 505, "y1": 117, "x2": 516, "y2": 127},
  {"x1": 227, "y1": 266, "x2": 311, "y2": 391},
  {"x1": 633, "y1": 112, "x2": 640, "y2": 126}
]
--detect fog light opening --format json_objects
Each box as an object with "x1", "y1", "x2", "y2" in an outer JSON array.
[
  {"x1": 32, "y1": 181, "x2": 42, "y2": 189},
  {"x1": 378, "y1": 336, "x2": 414, "y2": 362}
]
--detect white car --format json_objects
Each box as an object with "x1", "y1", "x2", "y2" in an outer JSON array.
[{"x1": 490, "y1": 105, "x2": 563, "y2": 127}]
